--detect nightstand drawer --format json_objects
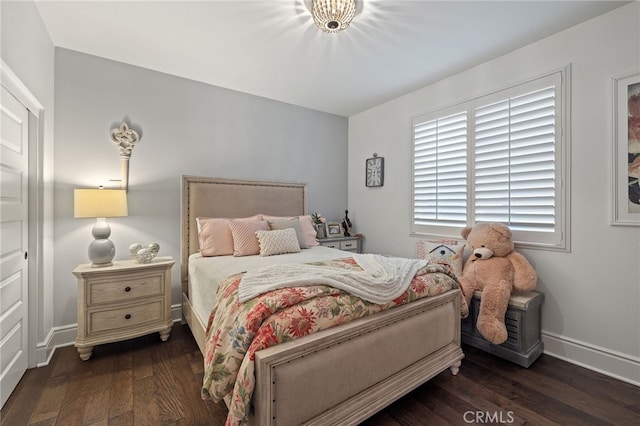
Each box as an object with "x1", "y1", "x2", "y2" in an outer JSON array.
[
  {"x1": 88, "y1": 299, "x2": 164, "y2": 334},
  {"x1": 322, "y1": 241, "x2": 340, "y2": 249},
  {"x1": 88, "y1": 273, "x2": 163, "y2": 305},
  {"x1": 340, "y1": 240, "x2": 358, "y2": 251}
]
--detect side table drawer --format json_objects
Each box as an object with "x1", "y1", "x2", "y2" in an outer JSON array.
[
  {"x1": 88, "y1": 273, "x2": 164, "y2": 305},
  {"x1": 88, "y1": 299, "x2": 164, "y2": 334},
  {"x1": 321, "y1": 241, "x2": 340, "y2": 249},
  {"x1": 340, "y1": 240, "x2": 358, "y2": 251}
]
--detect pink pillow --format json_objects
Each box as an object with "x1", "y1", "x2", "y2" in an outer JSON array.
[
  {"x1": 230, "y1": 220, "x2": 270, "y2": 256},
  {"x1": 197, "y1": 218, "x2": 234, "y2": 256},
  {"x1": 197, "y1": 215, "x2": 262, "y2": 257},
  {"x1": 298, "y1": 215, "x2": 319, "y2": 247}
]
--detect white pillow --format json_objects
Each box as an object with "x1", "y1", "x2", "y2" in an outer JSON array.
[
  {"x1": 268, "y1": 218, "x2": 309, "y2": 249},
  {"x1": 256, "y1": 228, "x2": 301, "y2": 257}
]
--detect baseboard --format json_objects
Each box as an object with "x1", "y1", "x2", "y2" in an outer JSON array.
[
  {"x1": 542, "y1": 331, "x2": 640, "y2": 386},
  {"x1": 35, "y1": 304, "x2": 183, "y2": 367}
]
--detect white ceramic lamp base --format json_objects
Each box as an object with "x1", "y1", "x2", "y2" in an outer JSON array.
[{"x1": 89, "y1": 218, "x2": 115, "y2": 267}]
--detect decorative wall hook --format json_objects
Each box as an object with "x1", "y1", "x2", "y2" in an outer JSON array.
[{"x1": 110, "y1": 122, "x2": 140, "y2": 191}]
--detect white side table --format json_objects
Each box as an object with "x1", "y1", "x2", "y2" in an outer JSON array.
[
  {"x1": 73, "y1": 256, "x2": 175, "y2": 360},
  {"x1": 318, "y1": 234, "x2": 363, "y2": 253}
]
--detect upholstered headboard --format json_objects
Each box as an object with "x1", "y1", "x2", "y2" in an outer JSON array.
[{"x1": 180, "y1": 175, "x2": 308, "y2": 292}]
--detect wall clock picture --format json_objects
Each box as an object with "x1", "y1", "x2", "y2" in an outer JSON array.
[{"x1": 366, "y1": 154, "x2": 384, "y2": 187}]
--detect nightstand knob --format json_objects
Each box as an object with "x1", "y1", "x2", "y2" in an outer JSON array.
[
  {"x1": 124, "y1": 286, "x2": 131, "y2": 292},
  {"x1": 125, "y1": 314, "x2": 131, "y2": 320}
]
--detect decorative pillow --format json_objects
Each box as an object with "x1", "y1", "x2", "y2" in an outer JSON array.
[
  {"x1": 268, "y1": 218, "x2": 309, "y2": 249},
  {"x1": 297, "y1": 215, "x2": 320, "y2": 247},
  {"x1": 229, "y1": 220, "x2": 270, "y2": 256},
  {"x1": 256, "y1": 228, "x2": 301, "y2": 257},
  {"x1": 196, "y1": 218, "x2": 234, "y2": 256},
  {"x1": 416, "y1": 240, "x2": 465, "y2": 277},
  {"x1": 196, "y1": 215, "x2": 261, "y2": 257},
  {"x1": 261, "y1": 214, "x2": 319, "y2": 247}
]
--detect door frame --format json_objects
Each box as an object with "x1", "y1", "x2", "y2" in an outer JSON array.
[{"x1": 1, "y1": 59, "x2": 45, "y2": 368}]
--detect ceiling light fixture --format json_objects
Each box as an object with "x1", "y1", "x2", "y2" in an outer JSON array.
[{"x1": 311, "y1": 0, "x2": 356, "y2": 33}]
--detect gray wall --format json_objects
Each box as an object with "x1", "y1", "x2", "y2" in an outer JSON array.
[
  {"x1": 348, "y1": 2, "x2": 640, "y2": 384},
  {"x1": 1, "y1": 0, "x2": 55, "y2": 354},
  {"x1": 53, "y1": 49, "x2": 348, "y2": 325}
]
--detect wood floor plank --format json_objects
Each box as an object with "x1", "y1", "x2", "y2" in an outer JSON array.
[
  {"x1": 150, "y1": 342, "x2": 184, "y2": 424},
  {"x1": 27, "y1": 375, "x2": 69, "y2": 425},
  {"x1": 82, "y1": 355, "x2": 115, "y2": 425},
  {"x1": 133, "y1": 375, "x2": 160, "y2": 426},
  {"x1": 108, "y1": 353, "x2": 133, "y2": 419},
  {"x1": 168, "y1": 336, "x2": 214, "y2": 425},
  {"x1": 106, "y1": 410, "x2": 134, "y2": 426},
  {"x1": 54, "y1": 367, "x2": 93, "y2": 426}
]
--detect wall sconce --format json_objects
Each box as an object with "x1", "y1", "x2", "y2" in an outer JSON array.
[{"x1": 110, "y1": 122, "x2": 140, "y2": 191}]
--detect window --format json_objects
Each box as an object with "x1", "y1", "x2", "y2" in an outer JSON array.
[{"x1": 412, "y1": 70, "x2": 569, "y2": 250}]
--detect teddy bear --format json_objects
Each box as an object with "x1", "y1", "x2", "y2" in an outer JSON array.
[{"x1": 458, "y1": 223, "x2": 537, "y2": 344}]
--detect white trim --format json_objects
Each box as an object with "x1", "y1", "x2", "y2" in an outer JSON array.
[
  {"x1": 542, "y1": 330, "x2": 640, "y2": 387},
  {"x1": 35, "y1": 304, "x2": 184, "y2": 366}
]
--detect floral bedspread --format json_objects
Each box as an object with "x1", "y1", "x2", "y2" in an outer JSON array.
[{"x1": 201, "y1": 257, "x2": 466, "y2": 426}]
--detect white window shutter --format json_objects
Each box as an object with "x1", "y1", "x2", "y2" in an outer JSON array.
[
  {"x1": 474, "y1": 85, "x2": 556, "y2": 232},
  {"x1": 413, "y1": 111, "x2": 468, "y2": 229}
]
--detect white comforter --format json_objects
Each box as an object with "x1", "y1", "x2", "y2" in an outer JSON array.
[{"x1": 239, "y1": 253, "x2": 428, "y2": 304}]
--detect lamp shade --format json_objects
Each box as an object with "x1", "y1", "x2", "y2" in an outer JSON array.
[{"x1": 74, "y1": 189, "x2": 128, "y2": 218}]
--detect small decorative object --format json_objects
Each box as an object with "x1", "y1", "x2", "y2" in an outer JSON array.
[
  {"x1": 110, "y1": 121, "x2": 140, "y2": 192},
  {"x1": 612, "y1": 72, "x2": 640, "y2": 225},
  {"x1": 129, "y1": 242, "x2": 160, "y2": 263},
  {"x1": 311, "y1": 212, "x2": 327, "y2": 239},
  {"x1": 74, "y1": 188, "x2": 128, "y2": 267},
  {"x1": 366, "y1": 153, "x2": 384, "y2": 187},
  {"x1": 341, "y1": 209, "x2": 352, "y2": 236},
  {"x1": 326, "y1": 223, "x2": 342, "y2": 238},
  {"x1": 315, "y1": 223, "x2": 327, "y2": 239}
]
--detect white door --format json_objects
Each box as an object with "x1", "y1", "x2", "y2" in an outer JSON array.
[{"x1": 0, "y1": 85, "x2": 29, "y2": 408}]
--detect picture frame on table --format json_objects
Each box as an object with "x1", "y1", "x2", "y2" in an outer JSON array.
[
  {"x1": 326, "y1": 223, "x2": 342, "y2": 238},
  {"x1": 612, "y1": 71, "x2": 640, "y2": 226}
]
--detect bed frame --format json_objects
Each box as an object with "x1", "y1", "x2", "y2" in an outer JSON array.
[{"x1": 180, "y1": 175, "x2": 464, "y2": 425}]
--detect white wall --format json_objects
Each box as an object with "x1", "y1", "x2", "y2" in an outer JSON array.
[
  {"x1": 1, "y1": 0, "x2": 56, "y2": 364},
  {"x1": 348, "y1": 3, "x2": 640, "y2": 384},
  {"x1": 53, "y1": 49, "x2": 349, "y2": 327}
]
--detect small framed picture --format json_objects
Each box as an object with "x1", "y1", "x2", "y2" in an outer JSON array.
[{"x1": 326, "y1": 223, "x2": 342, "y2": 238}]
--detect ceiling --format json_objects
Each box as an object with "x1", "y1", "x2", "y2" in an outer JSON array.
[{"x1": 35, "y1": 0, "x2": 630, "y2": 117}]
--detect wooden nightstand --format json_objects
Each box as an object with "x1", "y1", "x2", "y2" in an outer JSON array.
[
  {"x1": 318, "y1": 234, "x2": 363, "y2": 253},
  {"x1": 73, "y1": 256, "x2": 175, "y2": 360}
]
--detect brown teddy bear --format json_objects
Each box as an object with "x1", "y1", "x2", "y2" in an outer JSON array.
[{"x1": 458, "y1": 223, "x2": 537, "y2": 344}]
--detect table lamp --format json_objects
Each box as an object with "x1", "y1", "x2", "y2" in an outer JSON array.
[{"x1": 74, "y1": 188, "x2": 128, "y2": 267}]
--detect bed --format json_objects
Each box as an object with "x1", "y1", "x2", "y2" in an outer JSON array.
[{"x1": 180, "y1": 175, "x2": 465, "y2": 425}]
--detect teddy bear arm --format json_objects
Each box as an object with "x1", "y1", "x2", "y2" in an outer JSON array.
[{"x1": 508, "y1": 252, "x2": 537, "y2": 291}]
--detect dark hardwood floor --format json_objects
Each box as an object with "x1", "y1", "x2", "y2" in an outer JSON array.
[{"x1": 2, "y1": 324, "x2": 638, "y2": 425}]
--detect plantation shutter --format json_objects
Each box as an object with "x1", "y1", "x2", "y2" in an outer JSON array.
[
  {"x1": 474, "y1": 85, "x2": 557, "y2": 232},
  {"x1": 413, "y1": 110, "x2": 468, "y2": 228}
]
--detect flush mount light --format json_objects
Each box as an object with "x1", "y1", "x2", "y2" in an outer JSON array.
[{"x1": 311, "y1": 0, "x2": 356, "y2": 33}]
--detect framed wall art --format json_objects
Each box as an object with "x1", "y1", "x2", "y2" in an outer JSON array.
[{"x1": 612, "y1": 71, "x2": 640, "y2": 226}]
